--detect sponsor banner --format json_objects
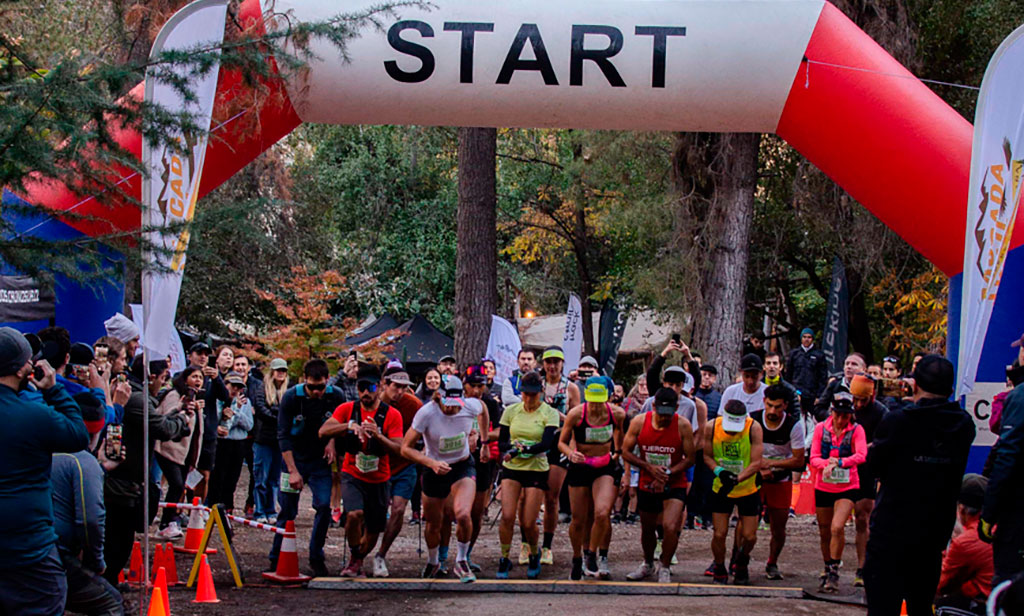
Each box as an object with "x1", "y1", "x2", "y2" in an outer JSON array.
[
  {"x1": 142, "y1": 0, "x2": 228, "y2": 359},
  {"x1": 822, "y1": 256, "x2": 849, "y2": 377},
  {"x1": 485, "y1": 315, "x2": 521, "y2": 386},
  {"x1": 597, "y1": 302, "x2": 628, "y2": 377},
  {"x1": 956, "y1": 23, "x2": 1024, "y2": 398},
  {"x1": 0, "y1": 275, "x2": 55, "y2": 323},
  {"x1": 562, "y1": 294, "x2": 584, "y2": 376}
]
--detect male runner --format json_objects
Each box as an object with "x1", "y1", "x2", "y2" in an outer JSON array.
[
  {"x1": 704, "y1": 399, "x2": 764, "y2": 585},
  {"x1": 401, "y1": 376, "x2": 489, "y2": 582},
  {"x1": 464, "y1": 364, "x2": 502, "y2": 572},
  {"x1": 720, "y1": 354, "x2": 768, "y2": 415},
  {"x1": 501, "y1": 348, "x2": 537, "y2": 407},
  {"x1": 318, "y1": 364, "x2": 403, "y2": 577},
  {"x1": 622, "y1": 388, "x2": 694, "y2": 583},
  {"x1": 751, "y1": 384, "x2": 805, "y2": 580}
]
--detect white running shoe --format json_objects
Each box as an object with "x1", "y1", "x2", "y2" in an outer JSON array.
[
  {"x1": 598, "y1": 556, "x2": 611, "y2": 580},
  {"x1": 626, "y1": 561, "x2": 653, "y2": 581},
  {"x1": 157, "y1": 522, "x2": 183, "y2": 540},
  {"x1": 657, "y1": 564, "x2": 672, "y2": 584},
  {"x1": 519, "y1": 543, "x2": 530, "y2": 565},
  {"x1": 373, "y1": 554, "x2": 390, "y2": 578}
]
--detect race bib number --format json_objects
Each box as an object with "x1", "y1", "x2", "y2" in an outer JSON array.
[
  {"x1": 646, "y1": 453, "x2": 671, "y2": 468},
  {"x1": 516, "y1": 439, "x2": 537, "y2": 459},
  {"x1": 440, "y1": 432, "x2": 466, "y2": 455},
  {"x1": 585, "y1": 424, "x2": 613, "y2": 443},
  {"x1": 824, "y1": 466, "x2": 850, "y2": 484},
  {"x1": 720, "y1": 459, "x2": 744, "y2": 475},
  {"x1": 280, "y1": 472, "x2": 299, "y2": 494},
  {"x1": 355, "y1": 453, "x2": 380, "y2": 474}
]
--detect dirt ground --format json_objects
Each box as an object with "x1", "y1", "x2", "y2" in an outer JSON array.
[{"x1": 134, "y1": 468, "x2": 868, "y2": 616}]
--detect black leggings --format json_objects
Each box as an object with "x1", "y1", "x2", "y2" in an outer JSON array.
[
  {"x1": 156, "y1": 454, "x2": 186, "y2": 527},
  {"x1": 102, "y1": 492, "x2": 156, "y2": 586},
  {"x1": 207, "y1": 439, "x2": 247, "y2": 511}
]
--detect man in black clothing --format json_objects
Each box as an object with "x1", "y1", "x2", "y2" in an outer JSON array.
[
  {"x1": 186, "y1": 342, "x2": 229, "y2": 503},
  {"x1": 848, "y1": 374, "x2": 888, "y2": 588},
  {"x1": 785, "y1": 328, "x2": 827, "y2": 419},
  {"x1": 863, "y1": 355, "x2": 975, "y2": 616}
]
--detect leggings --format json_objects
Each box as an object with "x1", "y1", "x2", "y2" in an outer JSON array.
[{"x1": 156, "y1": 454, "x2": 186, "y2": 527}]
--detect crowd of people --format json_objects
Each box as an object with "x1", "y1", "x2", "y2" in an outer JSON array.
[{"x1": 1, "y1": 314, "x2": 1023, "y2": 616}]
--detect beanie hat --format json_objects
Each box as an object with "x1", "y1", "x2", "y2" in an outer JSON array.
[
  {"x1": 849, "y1": 374, "x2": 875, "y2": 399},
  {"x1": 103, "y1": 313, "x2": 140, "y2": 344}
]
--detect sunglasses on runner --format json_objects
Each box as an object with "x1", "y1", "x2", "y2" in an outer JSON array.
[
  {"x1": 357, "y1": 381, "x2": 378, "y2": 393},
  {"x1": 305, "y1": 382, "x2": 326, "y2": 392}
]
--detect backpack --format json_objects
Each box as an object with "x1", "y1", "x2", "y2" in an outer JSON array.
[{"x1": 337, "y1": 401, "x2": 392, "y2": 456}]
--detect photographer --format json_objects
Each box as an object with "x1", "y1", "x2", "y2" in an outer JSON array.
[
  {"x1": 0, "y1": 327, "x2": 89, "y2": 615},
  {"x1": 93, "y1": 336, "x2": 133, "y2": 427},
  {"x1": 205, "y1": 371, "x2": 254, "y2": 512},
  {"x1": 154, "y1": 366, "x2": 206, "y2": 539}
]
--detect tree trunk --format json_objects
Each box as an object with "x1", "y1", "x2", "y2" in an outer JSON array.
[
  {"x1": 454, "y1": 127, "x2": 498, "y2": 366},
  {"x1": 674, "y1": 133, "x2": 760, "y2": 383}
]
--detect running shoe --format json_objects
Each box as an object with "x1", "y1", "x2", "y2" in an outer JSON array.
[
  {"x1": 854, "y1": 568, "x2": 864, "y2": 587},
  {"x1": 765, "y1": 563, "x2": 783, "y2": 580},
  {"x1": 611, "y1": 512, "x2": 622, "y2": 524},
  {"x1": 372, "y1": 554, "x2": 389, "y2": 578},
  {"x1": 156, "y1": 522, "x2": 182, "y2": 540},
  {"x1": 421, "y1": 563, "x2": 440, "y2": 579},
  {"x1": 712, "y1": 564, "x2": 729, "y2": 584},
  {"x1": 409, "y1": 512, "x2": 421, "y2": 525},
  {"x1": 331, "y1": 508, "x2": 343, "y2": 526},
  {"x1": 339, "y1": 559, "x2": 364, "y2": 578},
  {"x1": 558, "y1": 512, "x2": 572, "y2": 524},
  {"x1": 704, "y1": 561, "x2": 717, "y2": 577},
  {"x1": 671, "y1": 553, "x2": 678, "y2": 565},
  {"x1": 657, "y1": 564, "x2": 672, "y2": 584},
  {"x1": 597, "y1": 556, "x2": 611, "y2": 580},
  {"x1": 570, "y1": 558, "x2": 584, "y2": 581},
  {"x1": 584, "y1": 553, "x2": 599, "y2": 578},
  {"x1": 823, "y1": 564, "x2": 840, "y2": 593},
  {"x1": 626, "y1": 561, "x2": 653, "y2": 581},
  {"x1": 454, "y1": 560, "x2": 476, "y2": 583},
  {"x1": 540, "y1": 547, "x2": 554, "y2": 565},
  {"x1": 733, "y1": 564, "x2": 750, "y2": 585},
  {"x1": 255, "y1": 515, "x2": 269, "y2": 525},
  {"x1": 467, "y1": 558, "x2": 482, "y2": 573},
  {"x1": 437, "y1": 559, "x2": 450, "y2": 577},
  {"x1": 654, "y1": 540, "x2": 663, "y2": 560},
  {"x1": 310, "y1": 560, "x2": 329, "y2": 578},
  {"x1": 625, "y1": 513, "x2": 638, "y2": 525},
  {"x1": 527, "y1": 554, "x2": 542, "y2": 579},
  {"x1": 496, "y1": 557, "x2": 513, "y2": 579},
  {"x1": 519, "y1": 543, "x2": 530, "y2": 565}
]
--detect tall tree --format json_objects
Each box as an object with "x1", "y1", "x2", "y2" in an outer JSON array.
[{"x1": 454, "y1": 127, "x2": 498, "y2": 365}]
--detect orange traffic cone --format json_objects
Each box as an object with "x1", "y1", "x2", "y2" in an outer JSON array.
[
  {"x1": 163, "y1": 543, "x2": 180, "y2": 586},
  {"x1": 127, "y1": 540, "x2": 143, "y2": 583},
  {"x1": 900, "y1": 600, "x2": 908, "y2": 615},
  {"x1": 151, "y1": 544, "x2": 165, "y2": 582},
  {"x1": 193, "y1": 555, "x2": 220, "y2": 604},
  {"x1": 262, "y1": 521, "x2": 312, "y2": 583},
  {"x1": 118, "y1": 569, "x2": 126, "y2": 584},
  {"x1": 152, "y1": 567, "x2": 170, "y2": 616},
  {"x1": 174, "y1": 498, "x2": 215, "y2": 555}
]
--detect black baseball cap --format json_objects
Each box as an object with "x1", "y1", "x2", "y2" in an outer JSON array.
[
  {"x1": 700, "y1": 364, "x2": 718, "y2": 375},
  {"x1": 519, "y1": 371, "x2": 543, "y2": 394},
  {"x1": 356, "y1": 363, "x2": 381, "y2": 384},
  {"x1": 832, "y1": 391, "x2": 855, "y2": 413},
  {"x1": 69, "y1": 342, "x2": 95, "y2": 366},
  {"x1": 189, "y1": 341, "x2": 212, "y2": 355},
  {"x1": 912, "y1": 354, "x2": 954, "y2": 397},
  {"x1": 740, "y1": 353, "x2": 762, "y2": 372},
  {"x1": 653, "y1": 387, "x2": 679, "y2": 415}
]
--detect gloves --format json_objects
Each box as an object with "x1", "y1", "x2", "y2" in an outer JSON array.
[
  {"x1": 979, "y1": 519, "x2": 996, "y2": 544},
  {"x1": 718, "y1": 470, "x2": 739, "y2": 495}
]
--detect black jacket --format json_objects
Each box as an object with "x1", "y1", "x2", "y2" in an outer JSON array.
[
  {"x1": 786, "y1": 345, "x2": 828, "y2": 401},
  {"x1": 202, "y1": 373, "x2": 230, "y2": 447},
  {"x1": 983, "y1": 382, "x2": 1024, "y2": 528},
  {"x1": 813, "y1": 377, "x2": 848, "y2": 421},
  {"x1": 867, "y1": 398, "x2": 975, "y2": 551},
  {"x1": 277, "y1": 383, "x2": 345, "y2": 465},
  {"x1": 646, "y1": 355, "x2": 700, "y2": 392}
]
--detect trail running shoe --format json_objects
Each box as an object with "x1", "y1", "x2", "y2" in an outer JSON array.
[
  {"x1": 496, "y1": 557, "x2": 512, "y2": 579},
  {"x1": 519, "y1": 543, "x2": 530, "y2": 565},
  {"x1": 584, "y1": 553, "x2": 599, "y2": 578},
  {"x1": 712, "y1": 564, "x2": 729, "y2": 584},
  {"x1": 527, "y1": 554, "x2": 542, "y2": 579},
  {"x1": 657, "y1": 564, "x2": 672, "y2": 584},
  {"x1": 454, "y1": 560, "x2": 476, "y2": 583},
  {"x1": 467, "y1": 558, "x2": 482, "y2": 573},
  {"x1": 733, "y1": 564, "x2": 750, "y2": 585},
  {"x1": 654, "y1": 540, "x2": 663, "y2": 560},
  {"x1": 823, "y1": 563, "x2": 840, "y2": 593},
  {"x1": 854, "y1": 568, "x2": 864, "y2": 587},
  {"x1": 704, "y1": 561, "x2": 717, "y2": 577},
  {"x1": 340, "y1": 559, "x2": 364, "y2": 578},
  {"x1": 372, "y1": 554, "x2": 389, "y2": 578},
  {"x1": 421, "y1": 563, "x2": 440, "y2": 579},
  {"x1": 626, "y1": 561, "x2": 653, "y2": 581},
  {"x1": 570, "y1": 558, "x2": 584, "y2": 581},
  {"x1": 765, "y1": 563, "x2": 783, "y2": 580},
  {"x1": 541, "y1": 547, "x2": 554, "y2": 565},
  {"x1": 598, "y1": 556, "x2": 611, "y2": 580}
]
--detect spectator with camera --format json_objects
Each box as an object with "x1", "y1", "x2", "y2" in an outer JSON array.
[
  {"x1": 205, "y1": 371, "x2": 254, "y2": 513},
  {"x1": 154, "y1": 365, "x2": 206, "y2": 539}
]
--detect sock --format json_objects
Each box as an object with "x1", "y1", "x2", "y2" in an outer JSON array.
[
  {"x1": 501, "y1": 543, "x2": 511, "y2": 558},
  {"x1": 599, "y1": 548, "x2": 608, "y2": 559},
  {"x1": 572, "y1": 556, "x2": 583, "y2": 566},
  {"x1": 350, "y1": 546, "x2": 362, "y2": 561},
  {"x1": 767, "y1": 557, "x2": 777, "y2": 566},
  {"x1": 655, "y1": 525, "x2": 664, "y2": 540},
  {"x1": 438, "y1": 545, "x2": 449, "y2": 563},
  {"x1": 466, "y1": 544, "x2": 474, "y2": 560},
  {"x1": 427, "y1": 547, "x2": 439, "y2": 565},
  {"x1": 456, "y1": 541, "x2": 470, "y2": 562},
  {"x1": 543, "y1": 532, "x2": 554, "y2": 550}
]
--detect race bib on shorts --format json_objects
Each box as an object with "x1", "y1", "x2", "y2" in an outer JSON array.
[
  {"x1": 440, "y1": 432, "x2": 466, "y2": 455},
  {"x1": 585, "y1": 424, "x2": 613, "y2": 443},
  {"x1": 355, "y1": 453, "x2": 380, "y2": 474},
  {"x1": 824, "y1": 466, "x2": 850, "y2": 484}
]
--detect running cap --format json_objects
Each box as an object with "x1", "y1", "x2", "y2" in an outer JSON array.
[
  {"x1": 518, "y1": 371, "x2": 544, "y2": 394},
  {"x1": 584, "y1": 376, "x2": 610, "y2": 403},
  {"x1": 653, "y1": 387, "x2": 678, "y2": 415},
  {"x1": 463, "y1": 364, "x2": 488, "y2": 385},
  {"x1": 959, "y1": 473, "x2": 987, "y2": 509},
  {"x1": 849, "y1": 374, "x2": 875, "y2": 398},
  {"x1": 542, "y1": 346, "x2": 565, "y2": 361},
  {"x1": 800, "y1": 327, "x2": 814, "y2": 336},
  {"x1": 189, "y1": 341, "x2": 212, "y2": 355},
  {"x1": 440, "y1": 375, "x2": 464, "y2": 406},
  {"x1": 356, "y1": 363, "x2": 381, "y2": 385},
  {"x1": 831, "y1": 391, "x2": 855, "y2": 413},
  {"x1": 225, "y1": 371, "x2": 246, "y2": 386},
  {"x1": 438, "y1": 354, "x2": 456, "y2": 364},
  {"x1": 912, "y1": 355, "x2": 954, "y2": 397},
  {"x1": 579, "y1": 355, "x2": 599, "y2": 368},
  {"x1": 700, "y1": 364, "x2": 718, "y2": 375},
  {"x1": 383, "y1": 366, "x2": 414, "y2": 386},
  {"x1": 721, "y1": 399, "x2": 748, "y2": 432},
  {"x1": 663, "y1": 365, "x2": 688, "y2": 384},
  {"x1": 103, "y1": 313, "x2": 140, "y2": 343},
  {"x1": 740, "y1": 353, "x2": 763, "y2": 372},
  {"x1": 269, "y1": 358, "x2": 288, "y2": 371}
]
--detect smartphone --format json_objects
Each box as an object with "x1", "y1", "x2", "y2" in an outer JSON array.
[
  {"x1": 672, "y1": 333, "x2": 681, "y2": 344},
  {"x1": 877, "y1": 378, "x2": 906, "y2": 399},
  {"x1": 95, "y1": 344, "x2": 108, "y2": 361},
  {"x1": 207, "y1": 355, "x2": 217, "y2": 368}
]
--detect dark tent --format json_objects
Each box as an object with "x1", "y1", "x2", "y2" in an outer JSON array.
[
  {"x1": 391, "y1": 314, "x2": 453, "y2": 367},
  {"x1": 344, "y1": 313, "x2": 400, "y2": 346}
]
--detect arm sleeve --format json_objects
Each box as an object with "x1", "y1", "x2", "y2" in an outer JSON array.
[
  {"x1": 520, "y1": 426, "x2": 558, "y2": 455},
  {"x1": 983, "y1": 389, "x2": 1024, "y2": 522},
  {"x1": 842, "y1": 425, "x2": 868, "y2": 467},
  {"x1": 809, "y1": 423, "x2": 827, "y2": 470},
  {"x1": 501, "y1": 378, "x2": 522, "y2": 407},
  {"x1": 498, "y1": 424, "x2": 513, "y2": 454},
  {"x1": 646, "y1": 355, "x2": 666, "y2": 390},
  {"x1": 39, "y1": 384, "x2": 89, "y2": 453},
  {"x1": 277, "y1": 391, "x2": 296, "y2": 453}
]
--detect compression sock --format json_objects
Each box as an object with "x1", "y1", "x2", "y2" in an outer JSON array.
[
  {"x1": 543, "y1": 532, "x2": 554, "y2": 550},
  {"x1": 438, "y1": 545, "x2": 449, "y2": 563},
  {"x1": 521, "y1": 527, "x2": 529, "y2": 543},
  {"x1": 456, "y1": 541, "x2": 470, "y2": 562},
  {"x1": 427, "y1": 547, "x2": 439, "y2": 566},
  {"x1": 501, "y1": 543, "x2": 511, "y2": 558},
  {"x1": 530, "y1": 543, "x2": 539, "y2": 556},
  {"x1": 599, "y1": 548, "x2": 609, "y2": 558}
]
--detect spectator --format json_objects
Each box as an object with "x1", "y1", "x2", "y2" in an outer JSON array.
[
  {"x1": 481, "y1": 358, "x2": 503, "y2": 401},
  {"x1": 611, "y1": 383, "x2": 625, "y2": 405},
  {"x1": 501, "y1": 348, "x2": 537, "y2": 407},
  {"x1": 935, "y1": 474, "x2": 993, "y2": 613},
  {"x1": 206, "y1": 371, "x2": 254, "y2": 512},
  {"x1": 438, "y1": 354, "x2": 458, "y2": 376},
  {"x1": 37, "y1": 327, "x2": 110, "y2": 425},
  {"x1": 867, "y1": 364, "x2": 883, "y2": 379},
  {"x1": 233, "y1": 353, "x2": 264, "y2": 518},
  {"x1": 863, "y1": 355, "x2": 976, "y2": 616},
  {"x1": 763, "y1": 352, "x2": 802, "y2": 417},
  {"x1": 416, "y1": 367, "x2": 442, "y2": 403},
  {"x1": 743, "y1": 332, "x2": 766, "y2": 362},
  {"x1": 785, "y1": 328, "x2": 828, "y2": 418},
  {"x1": 329, "y1": 351, "x2": 359, "y2": 402},
  {"x1": 696, "y1": 365, "x2": 722, "y2": 420},
  {"x1": 881, "y1": 355, "x2": 901, "y2": 380},
  {"x1": 185, "y1": 341, "x2": 228, "y2": 505},
  {"x1": 253, "y1": 358, "x2": 289, "y2": 524},
  {"x1": 0, "y1": 327, "x2": 89, "y2": 615},
  {"x1": 102, "y1": 357, "x2": 189, "y2": 586},
  {"x1": 154, "y1": 366, "x2": 205, "y2": 539},
  {"x1": 93, "y1": 336, "x2": 132, "y2": 428},
  {"x1": 102, "y1": 313, "x2": 140, "y2": 361},
  {"x1": 813, "y1": 353, "x2": 867, "y2": 421},
  {"x1": 51, "y1": 448, "x2": 123, "y2": 616}
]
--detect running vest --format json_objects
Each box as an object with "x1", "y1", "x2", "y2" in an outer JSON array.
[
  {"x1": 637, "y1": 412, "x2": 687, "y2": 491},
  {"x1": 751, "y1": 410, "x2": 799, "y2": 483},
  {"x1": 544, "y1": 377, "x2": 570, "y2": 414},
  {"x1": 820, "y1": 420, "x2": 855, "y2": 460},
  {"x1": 573, "y1": 403, "x2": 614, "y2": 445},
  {"x1": 712, "y1": 416, "x2": 758, "y2": 497},
  {"x1": 338, "y1": 401, "x2": 393, "y2": 457}
]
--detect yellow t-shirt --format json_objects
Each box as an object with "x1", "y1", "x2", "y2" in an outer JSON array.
[{"x1": 500, "y1": 402, "x2": 560, "y2": 472}]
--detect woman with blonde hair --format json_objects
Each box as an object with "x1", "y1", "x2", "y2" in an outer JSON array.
[{"x1": 253, "y1": 358, "x2": 290, "y2": 524}]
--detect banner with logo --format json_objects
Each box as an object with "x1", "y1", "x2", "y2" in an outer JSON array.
[
  {"x1": 597, "y1": 302, "x2": 628, "y2": 377},
  {"x1": 485, "y1": 315, "x2": 521, "y2": 386},
  {"x1": 141, "y1": 0, "x2": 228, "y2": 359},
  {"x1": 956, "y1": 23, "x2": 1024, "y2": 398},
  {"x1": 562, "y1": 294, "x2": 584, "y2": 376},
  {"x1": 822, "y1": 256, "x2": 849, "y2": 377},
  {"x1": 0, "y1": 275, "x2": 55, "y2": 323},
  {"x1": 129, "y1": 304, "x2": 187, "y2": 373}
]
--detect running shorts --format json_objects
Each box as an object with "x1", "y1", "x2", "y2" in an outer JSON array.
[
  {"x1": 422, "y1": 457, "x2": 476, "y2": 499},
  {"x1": 814, "y1": 488, "x2": 859, "y2": 509},
  {"x1": 710, "y1": 490, "x2": 761, "y2": 517},
  {"x1": 762, "y1": 481, "x2": 794, "y2": 510},
  {"x1": 636, "y1": 488, "x2": 687, "y2": 514},
  {"x1": 340, "y1": 472, "x2": 390, "y2": 534},
  {"x1": 566, "y1": 461, "x2": 616, "y2": 488},
  {"x1": 388, "y1": 464, "x2": 418, "y2": 501},
  {"x1": 475, "y1": 459, "x2": 496, "y2": 493},
  {"x1": 501, "y1": 468, "x2": 549, "y2": 491}
]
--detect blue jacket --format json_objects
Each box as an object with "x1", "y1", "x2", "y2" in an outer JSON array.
[
  {"x1": 983, "y1": 382, "x2": 1024, "y2": 527},
  {"x1": 56, "y1": 374, "x2": 122, "y2": 425},
  {"x1": 0, "y1": 382, "x2": 88, "y2": 568},
  {"x1": 51, "y1": 451, "x2": 106, "y2": 572},
  {"x1": 277, "y1": 384, "x2": 344, "y2": 465},
  {"x1": 696, "y1": 387, "x2": 723, "y2": 420}
]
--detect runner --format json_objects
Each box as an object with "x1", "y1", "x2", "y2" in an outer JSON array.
[
  {"x1": 810, "y1": 391, "x2": 867, "y2": 593},
  {"x1": 559, "y1": 376, "x2": 626, "y2": 580},
  {"x1": 318, "y1": 364, "x2": 404, "y2": 577},
  {"x1": 463, "y1": 364, "x2": 502, "y2": 573},
  {"x1": 496, "y1": 371, "x2": 559, "y2": 579},
  {"x1": 371, "y1": 366, "x2": 424, "y2": 578},
  {"x1": 622, "y1": 388, "x2": 694, "y2": 583},
  {"x1": 537, "y1": 346, "x2": 580, "y2": 566},
  {"x1": 751, "y1": 384, "x2": 806, "y2": 580},
  {"x1": 400, "y1": 375, "x2": 489, "y2": 582},
  {"x1": 848, "y1": 374, "x2": 887, "y2": 587},
  {"x1": 704, "y1": 399, "x2": 764, "y2": 585}
]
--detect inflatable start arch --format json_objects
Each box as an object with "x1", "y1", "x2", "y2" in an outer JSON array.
[{"x1": 14, "y1": 0, "x2": 1024, "y2": 464}]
